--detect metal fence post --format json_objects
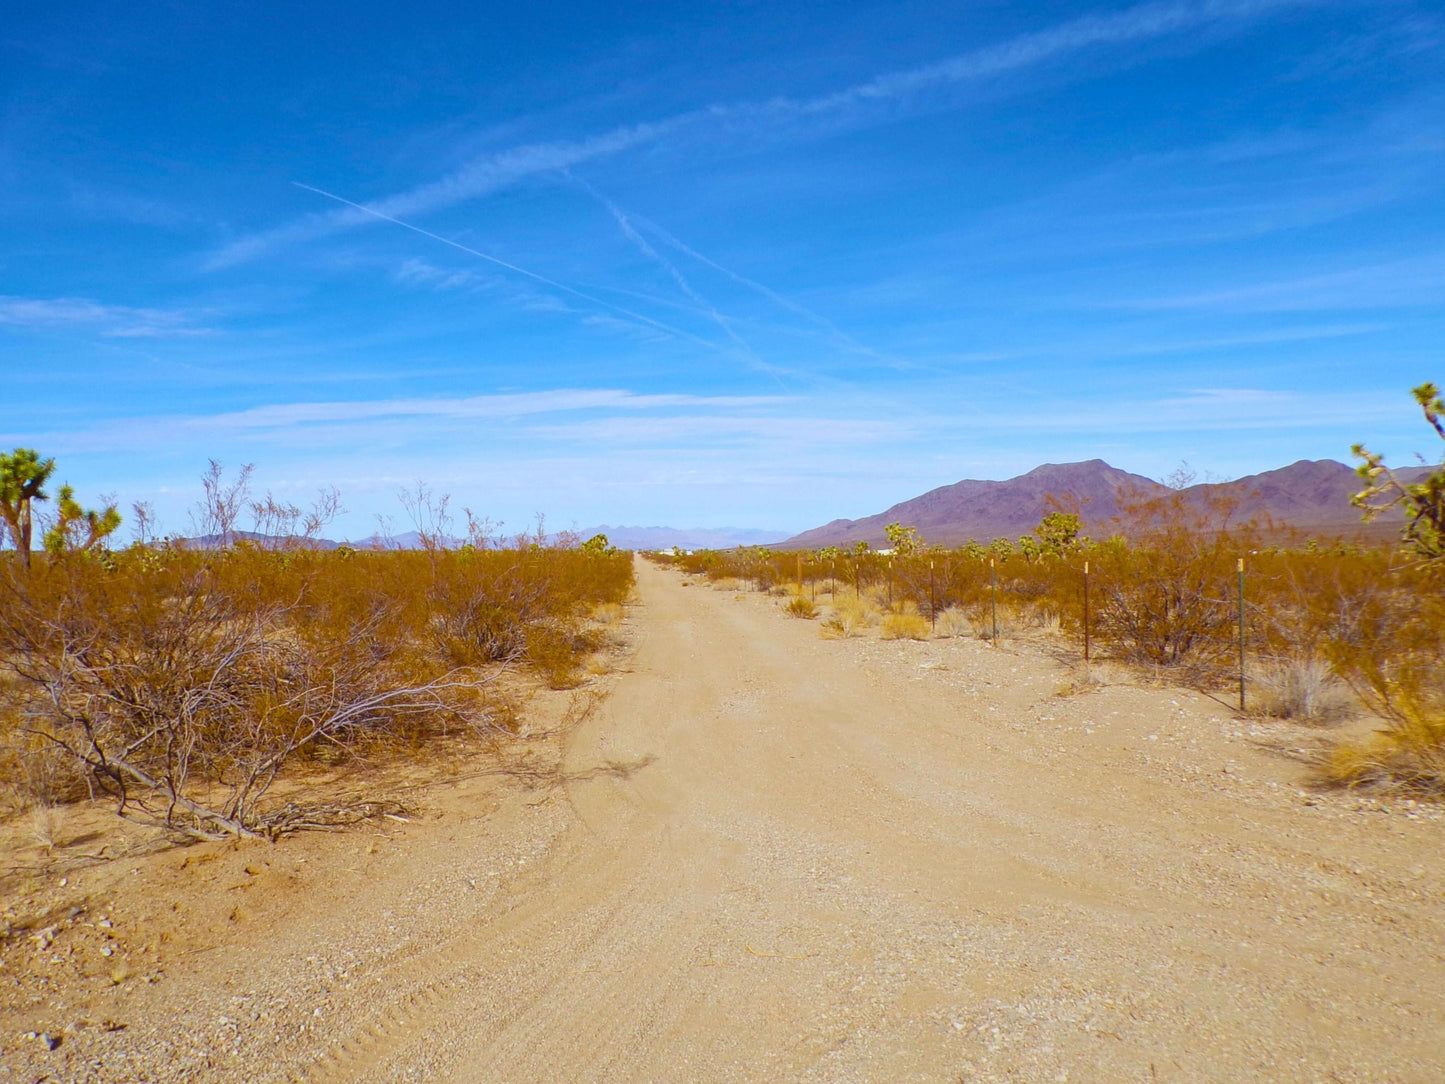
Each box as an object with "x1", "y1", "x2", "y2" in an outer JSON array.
[
  {"x1": 989, "y1": 556, "x2": 998, "y2": 644},
  {"x1": 1237, "y1": 557, "x2": 1246, "y2": 712},
  {"x1": 930, "y1": 559, "x2": 936, "y2": 633}
]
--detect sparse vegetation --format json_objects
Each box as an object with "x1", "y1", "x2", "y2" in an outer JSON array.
[{"x1": 0, "y1": 455, "x2": 634, "y2": 838}]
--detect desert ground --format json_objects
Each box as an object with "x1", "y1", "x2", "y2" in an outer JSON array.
[{"x1": 3, "y1": 556, "x2": 1443, "y2": 1083}]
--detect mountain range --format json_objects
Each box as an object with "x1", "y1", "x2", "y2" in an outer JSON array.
[
  {"x1": 176, "y1": 458, "x2": 1433, "y2": 553},
  {"x1": 568, "y1": 526, "x2": 790, "y2": 550},
  {"x1": 782, "y1": 459, "x2": 1431, "y2": 549},
  {"x1": 179, "y1": 526, "x2": 790, "y2": 552}
]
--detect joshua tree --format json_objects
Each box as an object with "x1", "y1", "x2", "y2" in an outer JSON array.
[
  {"x1": 43, "y1": 484, "x2": 122, "y2": 555},
  {"x1": 884, "y1": 522, "x2": 922, "y2": 556},
  {"x1": 1034, "y1": 510, "x2": 1082, "y2": 557},
  {"x1": 1353, "y1": 382, "x2": 1445, "y2": 564},
  {"x1": 0, "y1": 448, "x2": 57, "y2": 570}
]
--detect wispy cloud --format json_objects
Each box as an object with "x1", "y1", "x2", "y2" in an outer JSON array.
[
  {"x1": 0, "y1": 295, "x2": 211, "y2": 337},
  {"x1": 1102, "y1": 322, "x2": 1383, "y2": 356},
  {"x1": 524, "y1": 413, "x2": 905, "y2": 446},
  {"x1": 1111, "y1": 252, "x2": 1445, "y2": 312},
  {"x1": 210, "y1": 0, "x2": 1315, "y2": 268},
  {"x1": 287, "y1": 181, "x2": 727, "y2": 351},
  {"x1": 393, "y1": 258, "x2": 484, "y2": 292},
  {"x1": 207, "y1": 120, "x2": 686, "y2": 268},
  {"x1": 199, "y1": 389, "x2": 786, "y2": 431},
  {"x1": 4, "y1": 388, "x2": 801, "y2": 456},
  {"x1": 940, "y1": 385, "x2": 1406, "y2": 435}
]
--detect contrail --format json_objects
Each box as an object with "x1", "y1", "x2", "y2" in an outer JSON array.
[
  {"x1": 570, "y1": 176, "x2": 787, "y2": 386},
  {"x1": 292, "y1": 182, "x2": 723, "y2": 353},
  {"x1": 631, "y1": 212, "x2": 887, "y2": 363}
]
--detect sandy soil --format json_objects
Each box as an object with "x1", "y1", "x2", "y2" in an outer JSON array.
[{"x1": 3, "y1": 556, "x2": 1444, "y2": 1083}]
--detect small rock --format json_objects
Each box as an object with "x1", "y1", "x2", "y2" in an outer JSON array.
[{"x1": 40, "y1": 1031, "x2": 61, "y2": 1050}]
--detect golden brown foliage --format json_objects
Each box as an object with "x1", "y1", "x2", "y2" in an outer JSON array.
[{"x1": 0, "y1": 542, "x2": 632, "y2": 836}]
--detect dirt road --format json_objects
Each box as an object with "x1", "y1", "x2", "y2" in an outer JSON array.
[
  {"x1": 298, "y1": 559, "x2": 1444, "y2": 1082},
  {"x1": 7, "y1": 557, "x2": 1444, "y2": 1082}
]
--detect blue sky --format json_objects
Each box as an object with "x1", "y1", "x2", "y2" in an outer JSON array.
[{"x1": 3, "y1": 0, "x2": 1444, "y2": 539}]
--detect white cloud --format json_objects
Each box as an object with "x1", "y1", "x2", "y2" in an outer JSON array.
[{"x1": 197, "y1": 389, "x2": 787, "y2": 430}]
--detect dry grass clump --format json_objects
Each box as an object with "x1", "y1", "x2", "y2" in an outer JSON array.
[
  {"x1": 881, "y1": 611, "x2": 930, "y2": 641},
  {"x1": 1023, "y1": 602, "x2": 1063, "y2": 632},
  {"x1": 821, "y1": 597, "x2": 875, "y2": 639},
  {"x1": 784, "y1": 596, "x2": 818, "y2": 619},
  {"x1": 878, "y1": 600, "x2": 929, "y2": 640},
  {"x1": 27, "y1": 803, "x2": 65, "y2": 853},
  {"x1": 592, "y1": 601, "x2": 625, "y2": 626},
  {"x1": 964, "y1": 601, "x2": 1015, "y2": 642},
  {"x1": 1325, "y1": 700, "x2": 1445, "y2": 796},
  {"x1": 1251, "y1": 657, "x2": 1352, "y2": 725},
  {"x1": 1053, "y1": 660, "x2": 1125, "y2": 696},
  {"x1": 932, "y1": 607, "x2": 970, "y2": 638}
]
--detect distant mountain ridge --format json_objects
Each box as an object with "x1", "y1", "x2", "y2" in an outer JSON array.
[
  {"x1": 181, "y1": 530, "x2": 343, "y2": 551},
  {"x1": 177, "y1": 526, "x2": 792, "y2": 552},
  {"x1": 570, "y1": 526, "x2": 791, "y2": 550},
  {"x1": 783, "y1": 459, "x2": 1428, "y2": 549}
]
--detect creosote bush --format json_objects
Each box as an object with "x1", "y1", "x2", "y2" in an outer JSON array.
[{"x1": 0, "y1": 539, "x2": 632, "y2": 838}]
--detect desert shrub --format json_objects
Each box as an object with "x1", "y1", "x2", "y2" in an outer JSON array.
[
  {"x1": 525, "y1": 621, "x2": 590, "y2": 689},
  {"x1": 1325, "y1": 698, "x2": 1445, "y2": 795},
  {"x1": 0, "y1": 537, "x2": 633, "y2": 838},
  {"x1": 881, "y1": 611, "x2": 930, "y2": 641},
  {"x1": 821, "y1": 597, "x2": 874, "y2": 639},
  {"x1": 784, "y1": 596, "x2": 818, "y2": 619},
  {"x1": 1251, "y1": 656, "x2": 1352, "y2": 724},
  {"x1": 1314, "y1": 561, "x2": 1445, "y2": 792},
  {"x1": 963, "y1": 598, "x2": 1015, "y2": 641},
  {"x1": 933, "y1": 607, "x2": 971, "y2": 638},
  {"x1": 1088, "y1": 492, "x2": 1257, "y2": 679}
]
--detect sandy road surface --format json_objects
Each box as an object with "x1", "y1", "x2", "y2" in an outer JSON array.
[
  {"x1": 297, "y1": 559, "x2": 1444, "y2": 1083},
  {"x1": 6, "y1": 557, "x2": 1443, "y2": 1083}
]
